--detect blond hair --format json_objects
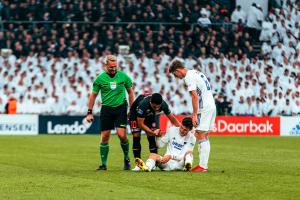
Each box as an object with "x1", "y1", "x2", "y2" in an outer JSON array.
[{"x1": 104, "y1": 55, "x2": 117, "y2": 64}]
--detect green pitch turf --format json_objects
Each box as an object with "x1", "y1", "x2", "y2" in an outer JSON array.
[{"x1": 0, "y1": 135, "x2": 300, "y2": 200}]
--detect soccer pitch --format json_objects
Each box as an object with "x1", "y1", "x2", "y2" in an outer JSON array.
[{"x1": 0, "y1": 135, "x2": 300, "y2": 200}]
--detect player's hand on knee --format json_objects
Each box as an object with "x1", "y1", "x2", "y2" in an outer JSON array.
[{"x1": 160, "y1": 155, "x2": 172, "y2": 164}]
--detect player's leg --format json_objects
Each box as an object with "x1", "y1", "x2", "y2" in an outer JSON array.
[
  {"x1": 183, "y1": 151, "x2": 193, "y2": 171},
  {"x1": 115, "y1": 103, "x2": 131, "y2": 170},
  {"x1": 132, "y1": 131, "x2": 142, "y2": 158},
  {"x1": 97, "y1": 106, "x2": 114, "y2": 170},
  {"x1": 130, "y1": 117, "x2": 142, "y2": 159},
  {"x1": 146, "y1": 120, "x2": 158, "y2": 153},
  {"x1": 147, "y1": 135, "x2": 158, "y2": 153},
  {"x1": 135, "y1": 153, "x2": 164, "y2": 171},
  {"x1": 131, "y1": 130, "x2": 142, "y2": 171},
  {"x1": 193, "y1": 131, "x2": 209, "y2": 172},
  {"x1": 145, "y1": 153, "x2": 163, "y2": 171},
  {"x1": 98, "y1": 130, "x2": 111, "y2": 170},
  {"x1": 192, "y1": 109, "x2": 216, "y2": 172}
]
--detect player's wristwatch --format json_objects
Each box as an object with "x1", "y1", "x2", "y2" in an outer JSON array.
[{"x1": 87, "y1": 109, "x2": 92, "y2": 115}]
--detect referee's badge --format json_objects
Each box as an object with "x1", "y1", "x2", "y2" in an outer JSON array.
[{"x1": 110, "y1": 82, "x2": 117, "y2": 90}]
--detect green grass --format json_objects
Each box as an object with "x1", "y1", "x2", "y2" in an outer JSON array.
[{"x1": 0, "y1": 135, "x2": 300, "y2": 200}]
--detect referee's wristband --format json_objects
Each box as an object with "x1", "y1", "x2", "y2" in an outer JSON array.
[{"x1": 87, "y1": 109, "x2": 93, "y2": 115}]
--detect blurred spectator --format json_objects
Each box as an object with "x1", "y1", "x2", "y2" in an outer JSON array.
[
  {"x1": 231, "y1": 5, "x2": 246, "y2": 23},
  {"x1": 5, "y1": 94, "x2": 17, "y2": 114}
]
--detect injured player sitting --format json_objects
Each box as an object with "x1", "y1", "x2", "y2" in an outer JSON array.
[{"x1": 135, "y1": 117, "x2": 196, "y2": 171}]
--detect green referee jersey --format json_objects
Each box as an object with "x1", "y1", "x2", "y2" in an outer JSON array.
[{"x1": 92, "y1": 70, "x2": 133, "y2": 107}]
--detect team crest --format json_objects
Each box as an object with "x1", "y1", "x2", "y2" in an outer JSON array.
[{"x1": 110, "y1": 82, "x2": 117, "y2": 90}]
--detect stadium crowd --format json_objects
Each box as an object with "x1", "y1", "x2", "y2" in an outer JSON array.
[
  {"x1": 1, "y1": 49, "x2": 299, "y2": 116},
  {"x1": 0, "y1": 0, "x2": 299, "y2": 116},
  {"x1": 0, "y1": 0, "x2": 257, "y2": 59}
]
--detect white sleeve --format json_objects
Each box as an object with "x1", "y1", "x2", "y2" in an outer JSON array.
[
  {"x1": 185, "y1": 76, "x2": 196, "y2": 92},
  {"x1": 156, "y1": 128, "x2": 170, "y2": 148}
]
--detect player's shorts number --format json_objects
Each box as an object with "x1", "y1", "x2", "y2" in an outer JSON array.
[{"x1": 130, "y1": 121, "x2": 137, "y2": 128}]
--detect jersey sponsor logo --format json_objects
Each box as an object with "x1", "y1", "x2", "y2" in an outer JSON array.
[
  {"x1": 172, "y1": 141, "x2": 184, "y2": 150},
  {"x1": 151, "y1": 122, "x2": 156, "y2": 128},
  {"x1": 137, "y1": 109, "x2": 144, "y2": 115},
  {"x1": 110, "y1": 82, "x2": 117, "y2": 90}
]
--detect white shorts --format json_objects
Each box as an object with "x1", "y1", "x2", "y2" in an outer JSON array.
[
  {"x1": 160, "y1": 159, "x2": 184, "y2": 171},
  {"x1": 196, "y1": 108, "x2": 216, "y2": 132}
]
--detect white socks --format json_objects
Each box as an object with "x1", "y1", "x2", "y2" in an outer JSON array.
[
  {"x1": 146, "y1": 159, "x2": 156, "y2": 171},
  {"x1": 185, "y1": 153, "x2": 193, "y2": 165},
  {"x1": 198, "y1": 139, "x2": 210, "y2": 169}
]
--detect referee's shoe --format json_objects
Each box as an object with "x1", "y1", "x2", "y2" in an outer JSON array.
[
  {"x1": 96, "y1": 165, "x2": 107, "y2": 170},
  {"x1": 124, "y1": 158, "x2": 131, "y2": 170}
]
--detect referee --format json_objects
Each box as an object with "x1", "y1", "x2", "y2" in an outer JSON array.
[{"x1": 86, "y1": 55, "x2": 135, "y2": 170}]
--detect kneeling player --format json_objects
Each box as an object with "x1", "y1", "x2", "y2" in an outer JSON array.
[
  {"x1": 135, "y1": 117, "x2": 196, "y2": 171},
  {"x1": 130, "y1": 93, "x2": 180, "y2": 171}
]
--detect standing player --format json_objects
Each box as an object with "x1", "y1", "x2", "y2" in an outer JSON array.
[
  {"x1": 129, "y1": 93, "x2": 181, "y2": 171},
  {"x1": 135, "y1": 117, "x2": 196, "y2": 171},
  {"x1": 86, "y1": 55, "x2": 135, "y2": 170},
  {"x1": 168, "y1": 59, "x2": 216, "y2": 172}
]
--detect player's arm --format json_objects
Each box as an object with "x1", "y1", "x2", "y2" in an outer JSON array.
[
  {"x1": 156, "y1": 129, "x2": 170, "y2": 148},
  {"x1": 163, "y1": 101, "x2": 181, "y2": 127},
  {"x1": 137, "y1": 117, "x2": 159, "y2": 136},
  {"x1": 190, "y1": 90, "x2": 199, "y2": 127},
  {"x1": 126, "y1": 87, "x2": 135, "y2": 107},
  {"x1": 166, "y1": 113, "x2": 181, "y2": 127}
]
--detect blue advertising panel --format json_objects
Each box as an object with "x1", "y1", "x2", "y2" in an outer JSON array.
[{"x1": 39, "y1": 116, "x2": 100, "y2": 134}]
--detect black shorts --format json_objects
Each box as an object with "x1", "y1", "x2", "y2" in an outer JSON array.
[
  {"x1": 129, "y1": 112, "x2": 156, "y2": 133},
  {"x1": 129, "y1": 112, "x2": 141, "y2": 133},
  {"x1": 100, "y1": 103, "x2": 127, "y2": 131}
]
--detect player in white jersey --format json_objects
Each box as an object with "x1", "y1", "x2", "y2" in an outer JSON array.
[
  {"x1": 168, "y1": 59, "x2": 216, "y2": 172},
  {"x1": 135, "y1": 117, "x2": 196, "y2": 171}
]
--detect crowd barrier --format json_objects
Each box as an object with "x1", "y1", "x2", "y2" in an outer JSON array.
[{"x1": 0, "y1": 115, "x2": 299, "y2": 136}]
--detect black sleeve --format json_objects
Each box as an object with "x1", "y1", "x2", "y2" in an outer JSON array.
[
  {"x1": 130, "y1": 94, "x2": 145, "y2": 112},
  {"x1": 162, "y1": 101, "x2": 171, "y2": 115},
  {"x1": 136, "y1": 101, "x2": 147, "y2": 118}
]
